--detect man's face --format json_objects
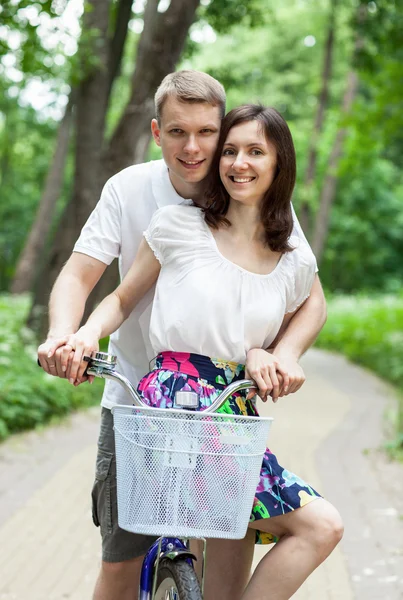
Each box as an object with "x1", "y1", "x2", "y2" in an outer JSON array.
[{"x1": 151, "y1": 96, "x2": 221, "y2": 194}]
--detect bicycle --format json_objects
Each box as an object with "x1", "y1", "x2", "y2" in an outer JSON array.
[{"x1": 85, "y1": 352, "x2": 273, "y2": 600}]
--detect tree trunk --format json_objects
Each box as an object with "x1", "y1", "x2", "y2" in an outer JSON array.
[
  {"x1": 299, "y1": 0, "x2": 337, "y2": 235},
  {"x1": 311, "y1": 4, "x2": 365, "y2": 262},
  {"x1": 311, "y1": 70, "x2": 359, "y2": 262},
  {"x1": 10, "y1": 92, "x2": 75, "y2": 294},
  {"x1": 28, "y1": 0, "x2": 113, "y2": 335}
]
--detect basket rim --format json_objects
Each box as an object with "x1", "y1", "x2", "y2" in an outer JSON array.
[{"x1": 111, "y1": 403, "x2": 273, "y2": 423}]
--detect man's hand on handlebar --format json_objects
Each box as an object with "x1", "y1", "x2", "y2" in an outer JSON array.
[{"x1": 60, "y1": 326, "x2": 99, "y2": 385}]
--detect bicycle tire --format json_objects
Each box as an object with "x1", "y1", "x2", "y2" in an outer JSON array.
[{"x1": 154, "y1": 557, "x2": 202, "y2": 600}]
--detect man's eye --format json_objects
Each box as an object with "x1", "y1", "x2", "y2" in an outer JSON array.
[
  {"x1": 170, "y1": 129, "x2": 183, "y2": 134},
  {"x1": 200, "y1": 128, "x2": 213, "y2": 134}
]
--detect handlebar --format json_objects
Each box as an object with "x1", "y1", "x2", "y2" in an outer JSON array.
[{"x1": 85, "y1": 352, "x2": 256, "y2": 414}]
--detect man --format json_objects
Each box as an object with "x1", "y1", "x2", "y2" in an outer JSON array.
[{"x1": 38, "y1": 70, "x2": 326, "y2": 600}]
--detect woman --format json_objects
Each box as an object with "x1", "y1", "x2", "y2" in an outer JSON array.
[{"x1": 52, "y1": 105, "x2": 343, "y2": 599}]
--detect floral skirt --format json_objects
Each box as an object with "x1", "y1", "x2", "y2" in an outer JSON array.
[{"x1": 137, "y1": 351, "x2": 321, "y2": 545}]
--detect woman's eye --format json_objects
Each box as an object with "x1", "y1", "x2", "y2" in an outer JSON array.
[
  {"x1": 251, "y1": 149, "x2": 263, "y2": 155},
  {"x1": 222, "y1": 149, "x2": 235, "y2": 156}
]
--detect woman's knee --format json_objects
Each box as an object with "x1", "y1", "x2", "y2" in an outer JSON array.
[{"x1": 307, "y1": 500, "x2": 344, "y2": 554}]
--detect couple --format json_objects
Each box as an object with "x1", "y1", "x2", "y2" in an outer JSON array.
[{"x1": 38, "y1": 70, "x2": 343, "y2": 600}]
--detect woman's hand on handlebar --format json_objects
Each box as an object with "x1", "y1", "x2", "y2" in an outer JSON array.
[
  {"x1": 245, "y1": 349, "x2": 290, "y2": 403},
  {"x1": 38, "y1": 336, "x2": 73, "y2": 378},
  {"x1": 63, "y1": 326, "x2": 99, "y2": 385}
]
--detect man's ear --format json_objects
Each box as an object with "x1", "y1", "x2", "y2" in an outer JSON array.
[{"x1": 151, "y1": 119, "x2": 161, "y2": 147}]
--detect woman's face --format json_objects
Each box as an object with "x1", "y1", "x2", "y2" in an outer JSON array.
[{"x1": 219, "y1": 120, "x2": 277, "y2": 207}]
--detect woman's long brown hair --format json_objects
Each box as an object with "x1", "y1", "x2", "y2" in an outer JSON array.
[{"x1": 202, "y1": 104, "x2": 296, "y2": 253}]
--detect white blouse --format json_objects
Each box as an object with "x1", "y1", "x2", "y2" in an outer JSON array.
[{"x1": 144, "y1": 204, "x2": 317, "y2": 364}]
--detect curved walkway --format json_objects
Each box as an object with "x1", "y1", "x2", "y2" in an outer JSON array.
[{"x1": 0, "y1": 349, "x2": 402, "y2": 599}]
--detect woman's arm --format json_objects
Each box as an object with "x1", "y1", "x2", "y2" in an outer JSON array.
[{"x1": 48, "y1": 239, "x2": 161, "y2": 384}]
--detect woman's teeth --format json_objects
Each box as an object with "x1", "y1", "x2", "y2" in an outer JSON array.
[{"x1": 231, "y1": 176, "x2": 254, "y2": 183}]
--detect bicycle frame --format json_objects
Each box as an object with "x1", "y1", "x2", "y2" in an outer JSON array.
[{"x1": 86, "y1": 352, "x2": 255, "y2": 599}]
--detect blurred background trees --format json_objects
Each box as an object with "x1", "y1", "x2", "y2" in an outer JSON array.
[
  {"x1": 1, "y1": 0, "x2": 402, "y2": 305},
  {"x1": 0, "y1": 0, "x2": 402, "y2": 446}
]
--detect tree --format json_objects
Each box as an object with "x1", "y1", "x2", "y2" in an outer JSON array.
[
  {"x1": 10, "y1": 92, "x2": 75, "y2": 293},
  {"x1": 311, "y1": 3, "x2": 364, "y2": 262},
  {"x1": 299, "y1": 0, "x2": 338, "y2": 235}
]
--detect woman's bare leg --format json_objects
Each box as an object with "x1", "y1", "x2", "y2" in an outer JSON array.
[{"x1": 242, "y1": 499, "x2": 343, "y2": 600}]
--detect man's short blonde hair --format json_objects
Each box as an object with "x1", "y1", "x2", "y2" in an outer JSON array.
[{"x1": 155, "y1": 70, "x2": 226, "y2": 122}]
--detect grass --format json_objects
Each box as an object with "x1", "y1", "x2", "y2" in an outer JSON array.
[{"x1": 0, "y1": 294, "x2": 102, "y2": 441}]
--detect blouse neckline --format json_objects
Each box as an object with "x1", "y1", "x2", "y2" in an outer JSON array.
[{"x1": 197, "y1": 209, "x2": 286, "y2": 279}]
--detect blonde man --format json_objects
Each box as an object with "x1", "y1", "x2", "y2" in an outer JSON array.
[{"x1": 38, "y1": 70, "x2": 326, "y2": 600}]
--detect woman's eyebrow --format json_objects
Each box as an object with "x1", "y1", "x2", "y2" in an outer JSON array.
[{"x1": 223, "y1": 141, "x2": 266, "y2": 147}]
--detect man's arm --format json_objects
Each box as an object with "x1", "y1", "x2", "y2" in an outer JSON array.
[
  {"x1": 37, "y1": 252, "x2": 107, "y2": 377},
  {"x1": 271, "y1": 275, "x2": 327, "y2": 393}
]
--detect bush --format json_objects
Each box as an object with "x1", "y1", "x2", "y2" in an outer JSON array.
[
  {"x1": 316, "y1": 293, "x2": 403, "y2": 453},
  {"x1": 0, "y1": 294, "x2": 102, "y2": 441}
]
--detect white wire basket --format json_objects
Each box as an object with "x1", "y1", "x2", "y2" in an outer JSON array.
[{"x1": 112, "y1": 405, "x2": 272, "y2": 539}]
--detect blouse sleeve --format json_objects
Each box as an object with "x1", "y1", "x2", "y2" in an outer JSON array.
[
  {"x1": 143, "y1": 205, "x2": 198, "y2": 265},
  {"x1": 143, "y1": 208, "x2": 165, "y2": 265},
  {"x1": 285, "y1": 237, "x2": 317, "y2": 314},
  {"x1": 290, "y1": 203, "x2": 318, "y2": 273}
]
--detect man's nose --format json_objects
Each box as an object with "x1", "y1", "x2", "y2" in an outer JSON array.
[{"x1": 183, "y1": 135, "x2": 200, "y2": 153}]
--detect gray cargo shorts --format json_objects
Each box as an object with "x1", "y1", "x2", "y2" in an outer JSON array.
[{"x1": 92, "y1": 407, "x2": 157, "y2": 562}]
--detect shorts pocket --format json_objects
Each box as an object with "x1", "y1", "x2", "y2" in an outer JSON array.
[
  {"x1": 95, "y1": 449, "x2": 113, "y2": 481},
  {"x1": 92, "y1": 449, "x2": 114, "y2": 532}
]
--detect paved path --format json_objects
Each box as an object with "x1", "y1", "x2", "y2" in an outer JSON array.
[{"x1": 0, "y1": 349, "x2": 402, "y2": 599}]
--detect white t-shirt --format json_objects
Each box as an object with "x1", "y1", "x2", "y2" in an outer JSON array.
[
  {"x1": 145, "y1": 205, "x2": 316, "y2": 364},
  {"x1": 74, "y1": 159, "x2": 315, "y2": 408}
]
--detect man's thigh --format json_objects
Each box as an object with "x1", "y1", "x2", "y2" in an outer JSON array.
[{"x1": 93, "y1": 408, "x2": 157, "y2": 562}]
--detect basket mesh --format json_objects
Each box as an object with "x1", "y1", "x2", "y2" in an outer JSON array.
[{"x1": 112, "y1": 405, "x2": 272, "y2": 539}]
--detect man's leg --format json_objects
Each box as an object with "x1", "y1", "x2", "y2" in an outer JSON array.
[
  {"x1": 92, "y1": 408, "x2": 157, "y2": 600},
  {"x1": 93, "y1": 556, "x2": 144, "y2": 600}
]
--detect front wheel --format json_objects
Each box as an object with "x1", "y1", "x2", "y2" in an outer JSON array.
[{"x1": 154, "y1": 557, "x2": 202, "y2": 600}]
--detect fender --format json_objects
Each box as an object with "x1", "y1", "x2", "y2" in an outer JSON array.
[{"x1": 160, "y1": 548, "x2": 197, "y2": 563}]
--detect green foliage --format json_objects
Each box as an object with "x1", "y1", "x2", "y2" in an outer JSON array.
[
  {"x1": 319, "y1": 158, "x2": 403, "y2": 293},
  {"x1": 316, "y1": 294, "x2": 403, "y2": 453},
  {"x1": 1, "y1": 0, "x2": 403, "y2": 297},
  {"x1": 200, "y1": 0, "x2": 268, "y2": 33},
  {"x1": 0, "y1": 294, "x2": 101, "y2": 441}
]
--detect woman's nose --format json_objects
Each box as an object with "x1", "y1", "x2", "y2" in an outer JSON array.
[{"x1": 232, "y1": 153, "x2": 248, "y2": 169}]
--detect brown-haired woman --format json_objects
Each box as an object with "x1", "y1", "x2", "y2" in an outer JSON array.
[{"x1": 51, "y1": 104, "x2": 343, "y2": 599}]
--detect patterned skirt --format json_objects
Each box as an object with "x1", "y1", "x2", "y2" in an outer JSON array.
[{"x1": 137, "y1": 351, "x2": 321, "y2": 544}]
